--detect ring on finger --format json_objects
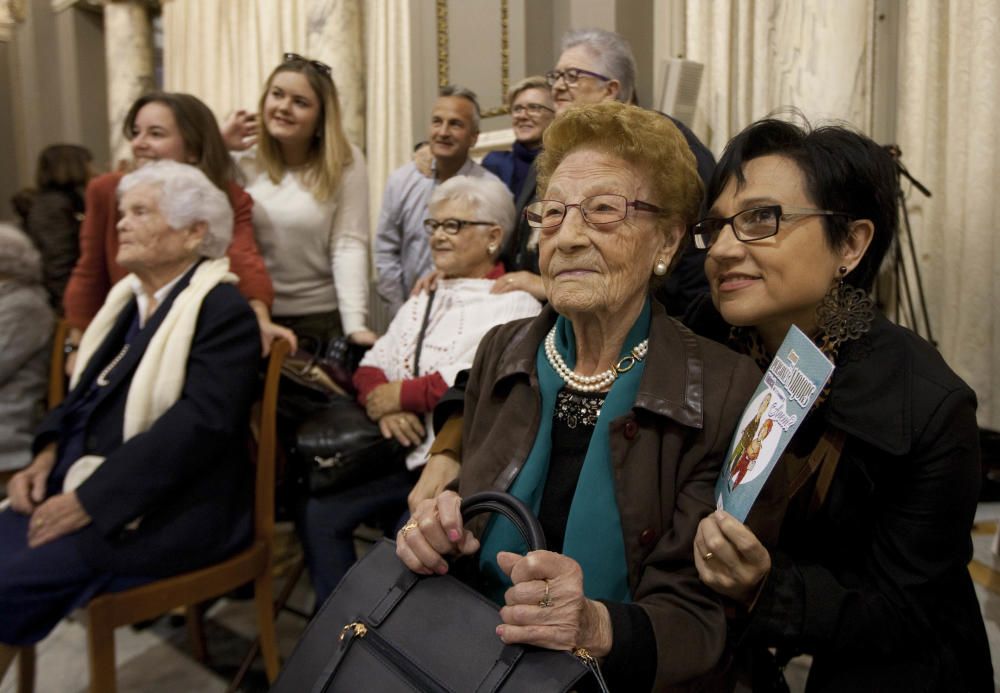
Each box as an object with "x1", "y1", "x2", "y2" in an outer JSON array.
[
  {"x1": 400, "y1": 520, "x2": 418, "y2": 539},
  {"x1": 538, "y1": 579, "x2": 553, "y2": 608},
  {"x1": 703, "y1": 551, "x2": 714, "y2": 561}
]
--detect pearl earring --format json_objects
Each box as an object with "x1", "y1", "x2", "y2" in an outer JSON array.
[
  {"x1": 487, "y1": 243, "x2": 497, "y2": 255},
  {"x1": 653, "y1": 258, "x2": 668, "y2": 276}
]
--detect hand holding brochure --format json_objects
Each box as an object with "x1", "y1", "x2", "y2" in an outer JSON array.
[{"x1": 715, "y1": 325, "x2": 835, "y2": 522}]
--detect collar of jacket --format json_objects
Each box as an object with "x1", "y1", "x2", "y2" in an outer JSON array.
[
  {"x1": 490, "y1": 299, "x2": 706, "y2": 428},
  {"x1": 684, "y1": 296, "x2": 916, "y2": 456}
]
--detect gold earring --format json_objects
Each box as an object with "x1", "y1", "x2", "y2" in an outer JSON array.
[
  {"x1": 653, "y1": 258, "x2": 668, "y2": 276},
  {"x1": 816, "y1": 265, "x2": 874, "y2": 352}
]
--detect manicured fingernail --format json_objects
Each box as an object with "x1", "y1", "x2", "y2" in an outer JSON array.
[
  {"x1": 495, "y1": 626, "x2": 503, "y2": 638},
  {"x1": 436, "y1": 564, "x2": 448, "y2": 575},
  {"x1": 448, "y1": 529, "x2": 460, "y2": 542}
]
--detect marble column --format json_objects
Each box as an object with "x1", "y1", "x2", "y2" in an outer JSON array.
[
  {"x1": 103, "y1": 0, "x2": 154, "y2": 166},
  {"x1": 307, "y1": 0, "x2": 365, "y2": 148}
]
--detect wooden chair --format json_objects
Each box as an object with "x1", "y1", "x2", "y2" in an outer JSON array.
[
  {"x1": 48, "y1": 318, "x2": 69, "y2": 409},
  {"x1": 19, "y1": 338, "x2": 290, "y2": 693}
]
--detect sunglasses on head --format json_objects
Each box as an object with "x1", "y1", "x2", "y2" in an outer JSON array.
[{"x1": 282, "y1": 52, "x2": 332, "y2": 78}]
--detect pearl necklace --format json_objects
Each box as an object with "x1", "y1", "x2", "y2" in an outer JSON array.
[
  {"x1": 96, "y1": 344, "x2": 130, "y2": 387},
  {"x1": 544, "y1": 327, "x2": 648, "y2": 392}
]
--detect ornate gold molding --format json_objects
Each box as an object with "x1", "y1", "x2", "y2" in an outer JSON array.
[{"x1": 435, "y1": 0, "x2": 510, "y2": 118}]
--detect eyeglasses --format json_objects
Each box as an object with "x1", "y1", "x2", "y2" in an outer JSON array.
[
  {"x1": 423, "y1": 218, "x2": 495, "y2": 235},
  {"x1": 524, "y1": 194, "x2": 666, "y2": 230},
  {"x1": 545, "y1": 67, "x2": 611, "y2": 87},
  {"x1": 511, "y1": 103, "x2": 555, "y2": 117},
  {"x1": 691, "y1": 205, "x2": 851, "y2": 249},
  {"x1": 282, "y1": 52, "x2": 332, "y2": 78}
]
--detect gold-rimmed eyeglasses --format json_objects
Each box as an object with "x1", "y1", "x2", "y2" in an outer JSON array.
[{"x1": 524, "y1": 194, "x2": 666, "y2": 230}]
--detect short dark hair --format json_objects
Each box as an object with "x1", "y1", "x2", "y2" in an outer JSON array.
[
  {"x1": 706, "y1": 117, "x2": 899, "y2": 291},
  {"x1": 36, "y1": 144, "x2": 93, "y2": 190},
  {"x1": 123, "y1": 92, "x2": 237, "y2": 192}
]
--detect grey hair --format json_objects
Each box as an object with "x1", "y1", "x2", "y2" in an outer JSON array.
[
  {"x1": 561, "y1": 28, "x2": 636, "y2": 103},
  {"x1": 0, "y1": 223, "x2": 42, "y2": 284},
  {"x1": 117, "y1": 161, "x2": 233, "y2": 258},
  {"x1": 429, "y1": 175, "x2": 515, "y2": 253},
  {"x1": 439, "y1": 84, "x2": 482, "y2": 132},
  {"x1": 507, "y1": 75, "x2": 551, "y2": 108}
]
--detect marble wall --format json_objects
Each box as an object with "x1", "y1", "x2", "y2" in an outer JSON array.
[
  {"x1": 307, "y1": 0, "x2": 365, "y2": 148},
  {"x1": 103, "y1": 0, "x2": 154, "y2": 166}
]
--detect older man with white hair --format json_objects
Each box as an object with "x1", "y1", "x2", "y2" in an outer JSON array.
[{"x1": 0, "y1": 160, "x2": 261, "y2": 670}]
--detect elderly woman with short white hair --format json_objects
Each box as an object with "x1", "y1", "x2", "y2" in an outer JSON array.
[
  {"x1": 299, "y1": 174, "x2": 543, "y2": 606},
  {"x1": 0, "y1": 225, "x2": 54, "y2": 474},
  {"x1": 0, "y1": 160, "x2": 261, "y2": 672}
]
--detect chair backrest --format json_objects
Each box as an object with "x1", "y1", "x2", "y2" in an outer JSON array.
[
  {"x1": 254, "y1": 338, "x2": 290, "y2": 544},
  {"x1": 48, "y1": 319, "x2": 69, "y2": 408}
]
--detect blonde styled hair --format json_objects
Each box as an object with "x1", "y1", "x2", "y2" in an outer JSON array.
[
  {"x1": 256, "y1": 59, "x2": 353, "y2": 202},
  {"x1": 536, "y1": 101, "x2": 703, "y2": 262},
  {"x1": 506, "y1": 75, "x2": 550, "y2": 109}
]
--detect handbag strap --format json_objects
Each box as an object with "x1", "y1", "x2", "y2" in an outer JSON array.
[
  {"x1": 412, "y1": 289, "x2": 436, "y2": 377},
  {"x1": 461, "y1": 491, "x2": 547, "y2": 552}
]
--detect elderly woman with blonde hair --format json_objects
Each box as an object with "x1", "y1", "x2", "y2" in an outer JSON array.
[
  {"x1": 398, "y1": 102, "x2": 760, "y2": 691},
  {"x1": 0, "y1": 225, "x2": 54, "y2": 474},
  {"x1": 0, "y1": 160, "x2": 261, "y2": 676}
]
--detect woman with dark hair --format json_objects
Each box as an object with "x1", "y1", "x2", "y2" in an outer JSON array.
[
  {"x1": 232, "y1": 53, "x2": 375, "y2": 349},
  {"x1": 62, "y1": 91, "x2": 290, "y2": 362},
  {"x1": 19, "y1": 144, "x2": 94, "y2": 311},
  {"x1": 686, "y1": 118, "x2": 993, "y2": 692}
]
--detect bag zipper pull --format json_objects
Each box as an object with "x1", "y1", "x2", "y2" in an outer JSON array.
[
  {"x1": 573, "y1": 647, "x2": 610, "y2": 693},
  {"x1": 339, "y1": 621, "x2": 368, "y2": 646}
]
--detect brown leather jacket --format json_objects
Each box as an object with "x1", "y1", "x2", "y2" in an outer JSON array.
[{"x1": 457, "y1": 301, "x2": 761, "y2": 689}]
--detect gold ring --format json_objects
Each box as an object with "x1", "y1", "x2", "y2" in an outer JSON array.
[
  {"x1": 400, "y1": 521, "x2": 418, "y2": 539},
  {"x1": 538, "y1": 579, "x2": 553, "y2": 608},
  {"x1": 703, "y1": 551, "x2": 714, "y2": 561},
  {"x1": 507, "y1": 277, "x2": 514, "y2": 284}
]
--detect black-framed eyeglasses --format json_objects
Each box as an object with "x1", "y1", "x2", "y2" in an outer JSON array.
[
  {"x1": 524, "y1": 194, "x2": 666, "y2": 230},
  {"x1": 511, "y1": 103, "x2": 555, "y2": 117},
  {"x1": 423, "y1": 218, "x2": 495, "y2": 235},
  {"x1": 283, "y1": 52, "x2": 332, "y2": 78},
  {"x1": 545, "y1": 67, "x2": 611, "y2": 87},
  {"x1": 691, "y1": 205, "x2": 851, "y2": 249}
]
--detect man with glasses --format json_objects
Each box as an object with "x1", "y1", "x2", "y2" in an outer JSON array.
[
  {"x1": 482, "y1": 76, "x2": 556, "y2": 201},
  {"x1": 499, "y1": 28, "x2": 716, "y2": 315},
  {"x1": 375, "y1": 85, "x2": 504, "y2": 317}
]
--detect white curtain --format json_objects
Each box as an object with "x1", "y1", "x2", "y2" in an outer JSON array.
[
  {"x1": 161, "y1": 0, "x2": 308, "y2": 121},
  {"x1": 684, "y1": 0, "x2": 874, "y2": 154},
  {"x1": 895, "y1": 0, "x2": 1000, "y2": 429}
]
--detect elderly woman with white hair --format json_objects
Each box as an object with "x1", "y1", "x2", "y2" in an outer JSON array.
[
  {"x1": 0, "y1": 225, "x2": 54, "y2": 473},
  {"x1": 0, "y1": 160, "x2": 260, "y2": 671},
  {"x1": 299, "y1": 175, "x2": 542, "y2": 606}
]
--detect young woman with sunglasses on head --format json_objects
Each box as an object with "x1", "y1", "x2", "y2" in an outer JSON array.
[
  {"x1": 63, "y1": 92, "x2": 288, "y2": 364},
  {"x1": 230, "y1": 53, "x2": 375, "y2": 350}
]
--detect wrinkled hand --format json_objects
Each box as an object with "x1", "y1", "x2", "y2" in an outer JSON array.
[
  {"x1": 413, "y1": 143, "x2": 433, "y2": 178},
  {"x1": 27, "y1": 491, "x2": 92, "y2": 548},
  {"x1": 496, "y1": 550, "x2": 612, "y2": 656},
  {"x1": 7, "y1": 444, "x2": 57, "y2": 515},
  {"x1": 395, "y1": 490, "x2": 479, "y2": 575},
  {"x1": 695, "y1": 509, "x2": 771, "y2": 605},
  {"x1": 366, "y1": 381, "x2": 403, "y2": 420},
  {"x1": 378, "y1": 411, "x2": 425, "y2": 446},
  {"x1": 221, "y1": 109, "x2": 259, "y2": 151},
  {"x1": 410, "y1": 270, "x2": 445, "y2": 297},
  {"x1": 348, "y1": 329, "x2": 378, "y2": 347},
  {"x1": 407, "y1": 453, "x2": 461, "y2": 513},
  {"x1": 491, "y1": 271, "x2": 545, "y2": 300}
]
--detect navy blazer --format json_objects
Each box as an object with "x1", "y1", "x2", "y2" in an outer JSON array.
[{"x1": 33, "y1": 265, "x2": 261, "y2": 577}]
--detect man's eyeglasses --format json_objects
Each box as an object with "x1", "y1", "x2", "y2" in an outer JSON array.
[
  {"x1": 524, "y1": 194, "x2": 665, "y2": 230},
  {"x1": 545, "y1": 67, "x2": 611, "y2": 87},
  {"x1": 283, "y1": 52, "x2": 332, "y2": 78},
  {"x1": 511, "y1": 103, "x2": 555, "y2": 117},
  {"x1": 691, "y1": 205, "x2": 850, "y2": 249},
  {"x1": 423, "y1": 218, "x2": 495, "y2": 235}
]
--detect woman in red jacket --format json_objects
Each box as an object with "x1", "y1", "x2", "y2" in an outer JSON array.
[{"x1": 62, "y1": 91, "x2": 293, "y2": 362}]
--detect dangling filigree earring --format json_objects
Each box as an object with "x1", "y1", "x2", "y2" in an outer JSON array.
[
  {"x1": 653, "y1": 258, "x2": 668, "y2": 276},
  {"x1": 816, "y1": 265, "x2": 874, "y2": 351}
]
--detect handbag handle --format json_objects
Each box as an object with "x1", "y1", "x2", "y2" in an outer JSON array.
[{"x1": 460, "y1": 491, "x2": 547, "y2": 552}]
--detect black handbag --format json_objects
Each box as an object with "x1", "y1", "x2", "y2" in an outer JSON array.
[
  {"x1": 290, "y1": 291, "x2": 439, "y2": 496},
  {"x1": 296, "y1": 395, "x2": 406, "y2": 496},
  {"x1": 270, "y1": 491, "x2": 609, "y2": 693}
]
